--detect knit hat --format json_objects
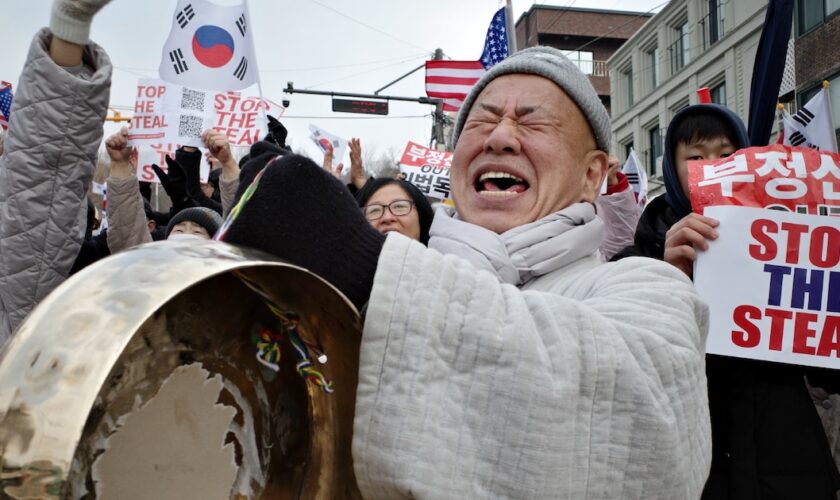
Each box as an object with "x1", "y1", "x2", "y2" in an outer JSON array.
[
  {"x1": 452, "y1": 46, "x2": 611, "y2": 152},
  {"x1": 165, "y1": 207, "x2": 223, "y2": 238}
]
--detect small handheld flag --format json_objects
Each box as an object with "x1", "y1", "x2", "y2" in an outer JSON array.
[
  {"x1": 0, "y1": 81, "x2": 13, "y2": 131},
  {"x1": 159, "y1": 0, "x2": 259, "y2": 91}
]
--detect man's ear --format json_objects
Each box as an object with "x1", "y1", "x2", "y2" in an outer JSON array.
[
  {"x1": 147, "y1": 220, "x2": 157, "y2": 232},
  {"x1": 581, "y1": 149, "x2": 609, "y2": 202}
]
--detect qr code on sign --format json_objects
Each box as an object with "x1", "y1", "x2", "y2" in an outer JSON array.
[
  {"x1": 178, "y1": 115, "x2": 203, "y2": 138},
  {"x1": 180, "y1": 88, "x2": 206, "y2": 112}
]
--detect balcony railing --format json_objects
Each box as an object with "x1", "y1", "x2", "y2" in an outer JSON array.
[{"x1": 566, "y1": 59, "x2": 608, "y2": 77}]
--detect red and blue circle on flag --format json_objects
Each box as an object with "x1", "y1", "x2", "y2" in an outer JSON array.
[{"x1": 192, "y1": 25, "x2": 235, "y2": 68}]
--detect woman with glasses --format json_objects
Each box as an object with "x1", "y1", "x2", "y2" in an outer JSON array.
[{"x1": 355, "y1": 178, "x2": 435, "y2": 245}]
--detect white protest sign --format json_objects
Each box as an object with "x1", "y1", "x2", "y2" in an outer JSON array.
[
  {"x1": 695, "y1": 205, "x2": 840, "y2": 369},
  {"x1": 128, "y1": 78, "x2": 276, "y2": 149},
  {"x1": 132, "y1": 143, "x2": 209, "y2": 184},
  {"x1": 399, "y1": 141, "x2": 452, "y2": 200}
]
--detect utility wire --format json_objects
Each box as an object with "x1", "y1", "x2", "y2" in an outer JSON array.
[
  {"x1": 302, "y1": 54, "x2": 427, "y2": 89},
  {"x1": 112, "y1": 52, "x2": 430, "y2": 74},
  {"x1": 307, "y1": 0, "x2": 433, "y2": 53},
  {"x1": 572, "y1": 0, "x2": 669, "y2": 53}
]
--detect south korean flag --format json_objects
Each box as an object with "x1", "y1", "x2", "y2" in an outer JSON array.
[{"x1": 159, "y1": 0, "x2": 259, "y2": 91}]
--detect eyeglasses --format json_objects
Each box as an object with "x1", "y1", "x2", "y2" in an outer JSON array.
[{"x1": 362, "y1": 199, "x2": 415, "y2": 221}]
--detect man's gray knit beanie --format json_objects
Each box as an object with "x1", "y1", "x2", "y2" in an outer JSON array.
[{"x1": 451, "y1": 46, "x2": 611, "y2": 152}]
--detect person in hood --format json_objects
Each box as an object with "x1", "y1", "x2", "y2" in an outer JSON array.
[
  {"x1": 614, "y1": 104, "x2": 840, "y2": 499},
  {"x1": 217, "y1": 46, "x2": 710, "y2": 498},
  {"x1": 612, "y1": 104, "x2": 747, "y2": 266}
]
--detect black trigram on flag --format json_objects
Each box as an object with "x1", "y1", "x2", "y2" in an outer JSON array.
[
  {"x1": 792, "y1": 107, "x2": 815, "y2": 128},
  {"x1": 625, "y1": 172, "x2": 640, "y2": 184},
  {"x1": 789, "y1": 130, "x2": 808, "y2": 147},
  {"x1": 170, "y1": 49, "x2": 189, "y2": 75},
  {"x1": 233, "y1": 57, "x2": 248, "y2": 80},
  {"x1": 176, "y1": 4, "x2": 195, "y2": 28},
  {"x1": 236, "y1": 14, "x2": 247, "y2": 36}
]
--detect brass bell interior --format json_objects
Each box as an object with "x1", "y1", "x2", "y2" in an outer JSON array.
[{"x1": 0, "y1": 242, "x2": 363, "y2": 500}]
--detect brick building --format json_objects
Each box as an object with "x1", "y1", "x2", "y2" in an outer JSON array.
[
  {"x1": 793, "y1": 1, "x2": 840, "y2": 141},
  {"x1": 514, "y1": 6, "x2": 652, "y2": 113}
]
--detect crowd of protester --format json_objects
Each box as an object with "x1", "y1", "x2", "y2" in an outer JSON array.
[{"x1": 0, "y1": 0, "x2": 838, "y2": 498}]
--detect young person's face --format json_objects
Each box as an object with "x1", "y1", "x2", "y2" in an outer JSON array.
[
  {"x1": 169, "y1": 220, "x2": 211, "y2": 239},
  {"x1": 674, "y1": 136, "x2": 736, "y2": 198}
]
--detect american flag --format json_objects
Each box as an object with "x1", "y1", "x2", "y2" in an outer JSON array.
[
  {"x1": 425, "y1": 7, "x2": 510, "y2": 112},
  {"x1": 0, "y1": 81, "x2": 13, "y2": 131}
]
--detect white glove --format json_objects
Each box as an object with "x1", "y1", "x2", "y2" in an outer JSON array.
[{"x1": 49, "y1": 0, "x2": 113, "y2": 45}]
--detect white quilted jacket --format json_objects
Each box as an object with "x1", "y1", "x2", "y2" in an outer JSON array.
[
  {"x1": 354, "y1": 234, "x2": 711, "y2": 499},
  {"x1": 0, "y1": 29, "x2": 111, "y2": 344}
]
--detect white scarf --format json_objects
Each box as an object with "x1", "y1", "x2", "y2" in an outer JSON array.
[{"x1": 428, "y1": 202, "x2": 603, "y2": 286}]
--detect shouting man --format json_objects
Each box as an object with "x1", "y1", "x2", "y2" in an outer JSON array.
[{"x1": 222, "y1": 47, "x2": 711, "y2": 498}]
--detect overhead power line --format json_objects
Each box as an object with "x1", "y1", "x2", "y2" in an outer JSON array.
[{"x1": 307, "y1": 0, "x2": 433, "y2": 53}]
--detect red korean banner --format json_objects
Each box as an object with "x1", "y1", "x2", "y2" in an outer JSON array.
[
  {"x1": 690, "y1": 145, "x2": 840, "y2": 368},
  {"x1": 688, "y1": 144, "x2": 840, "y2": 215},
  {"x1": 398, "y1": 141, "x2": 452, "y2": 200}
]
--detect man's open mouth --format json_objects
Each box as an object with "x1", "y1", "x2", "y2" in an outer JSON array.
[{"x1": 475, "y1": 171, "x2": 530, "y2": 196}]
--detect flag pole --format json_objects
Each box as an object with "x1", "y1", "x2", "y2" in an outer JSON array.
[
  {"x1": 823, "y1": 80, "x2": 839, "y2": 151},
  {"x1": 775, "y1": 103, "x2": 785, "y2": 144},
  {"x1": 243, "y1": 0, "x2": 270, "y2": 131},
  {"x1": 505, "y1": 0, "x2": 517, "y2": 54}
]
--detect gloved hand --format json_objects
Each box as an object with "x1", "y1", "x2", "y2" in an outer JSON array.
[
  {"x1": 264, "y1": 115, "x2": 288, "y2": 149},
  {"x1": 175, "y1": 147, "x2": 222, "y2": 214},
  {"x1": 50, "y1": 0, "x2": 113, "y2": 45},
  {"x1": 152, "y1": 157, "x2": 193, "y2": 214},
  {"x1": 221, "y1": 154, "x2": 385, "y2": 310}
]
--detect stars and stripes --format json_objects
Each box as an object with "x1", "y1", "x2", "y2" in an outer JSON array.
[
  {"x1": 0, "y1": 81, "x2": 13, "y2": 131},
  {"x1": 424, "y1": 7, "x2": 510, "y2": 113},
  {"x1": 425, "y1": 60, "x2": 486, "y2": 112},
  {"x1": 480, "y1": 7, "x2": 510, "y2": 69}
]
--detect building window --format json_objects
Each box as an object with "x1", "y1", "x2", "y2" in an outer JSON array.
[
  {"x1": 704, "y1": 0, "x2": 725, "y2": 47},
  {"x1": 561, "y1": 50, "x2": 594, "y2": 75},
  {"x1": 670, "y1": 21, "x2": 690, "y2": 73},
  {"x1": 622, "y1": 136, "x2": 634, "y2": 161},
  {"x1": 648, "y1": 125, "x2": 662, "y2": 176},
  {"x1": 622, "y1": 66, "x2": 634, "y2": 108},
  {"x1": 797, "y1": 0, "x2": 840, "y2": 35},
  {"x1": 671, "y1": 97, "x2": 690, "y2": 116},
  {"x1": 648, "y1": 46, "x2": 661, "y2": 87},
  {"x1": 710, "y1": 81, "x2": 726, "y2": 106}
]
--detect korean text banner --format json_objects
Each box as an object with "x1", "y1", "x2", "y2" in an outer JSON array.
[
  {"x1": 694, "y1": 206, "x2": 839, "y2": 369},
  {"x1": 399, "y1": 141, "x2": 452, "y2": 200},
  {"x1": 688, "y1": 144, "x2": 840, "y2": 215},
  {"x1": 690, "y1": 145, "x2": 840, "y2": 369},
  {"x1": 127, "y1": 78, "x2": 274, "y2": 149}
]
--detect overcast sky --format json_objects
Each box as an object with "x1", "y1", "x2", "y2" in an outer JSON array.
[{"x1": 1, "y1": 0, "x2": 666, "y2": 162}]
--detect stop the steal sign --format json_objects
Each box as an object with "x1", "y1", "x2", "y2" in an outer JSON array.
[{"x1": 695, "y1": 205, "x2": 840, "y2": 368}]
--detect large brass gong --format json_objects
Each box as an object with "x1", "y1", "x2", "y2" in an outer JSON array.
[{"x1": 0, "y1": 240, "x2": 363, "y2": 499}]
